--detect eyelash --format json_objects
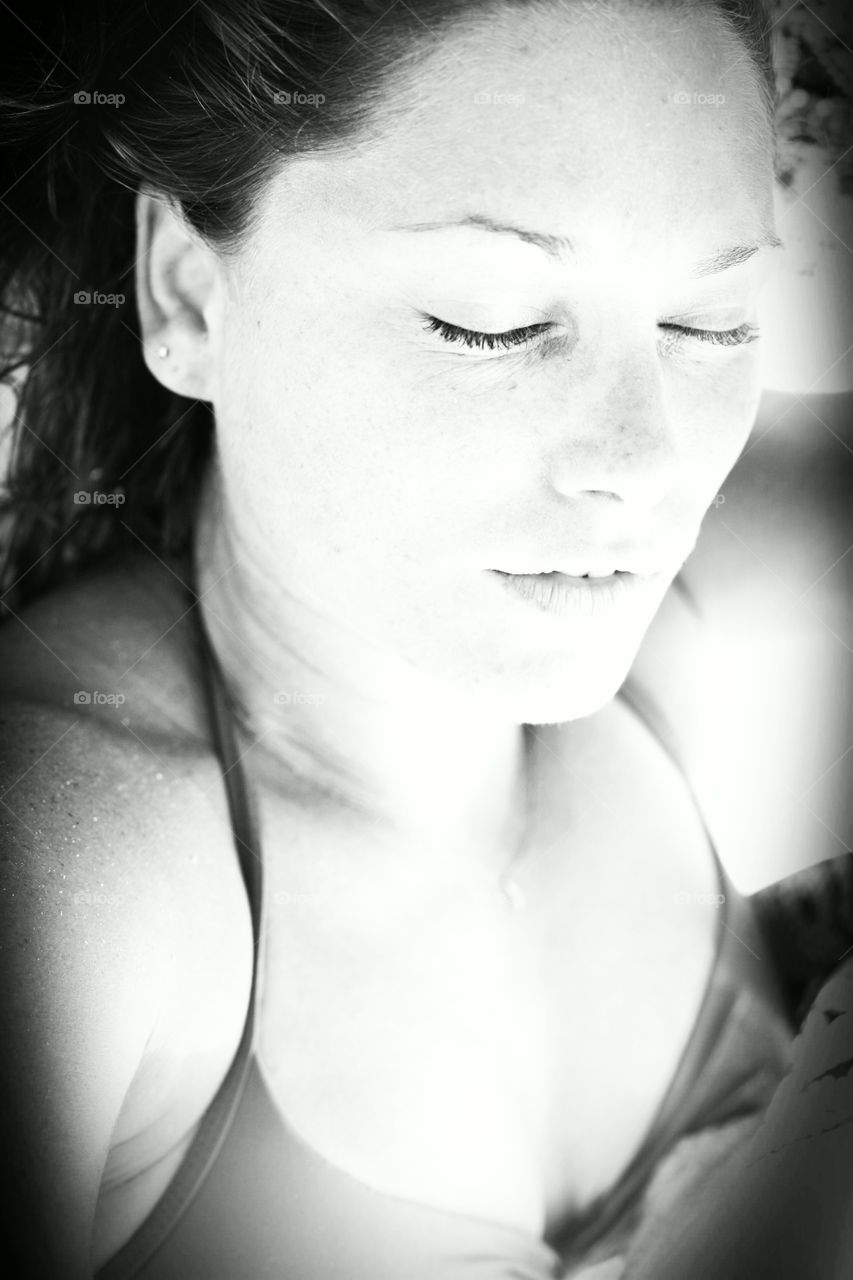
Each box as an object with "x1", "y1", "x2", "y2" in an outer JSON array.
[{"x1": 420, "y1": 314, "x2": 760, "y2": 353}]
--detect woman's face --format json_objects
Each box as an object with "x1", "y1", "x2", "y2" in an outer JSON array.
[{"x1": 206, "y1": 0, "x2": 778, "y2": 724}]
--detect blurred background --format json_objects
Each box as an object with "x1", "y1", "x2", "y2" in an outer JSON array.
[
  {"x1": 631, "y1": 1, "x2": 853, "y2": 893},
  {"x1": 675, "y1": 387, "x2": 852, "y2": 894}
]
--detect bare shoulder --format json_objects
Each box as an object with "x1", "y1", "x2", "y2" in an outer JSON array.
[
  {"x1": 0, "y1": 549, "x2": 246, "y2": 997},
  {"x1": 0, "y1": 554, "x2": 250, "y2": 1276},
  {"x1": 0, "y1": 551, "x2": 213, "y2": 740},
  {"x1": 0, "y1": 550, "x2": 240, "y2": 904}
]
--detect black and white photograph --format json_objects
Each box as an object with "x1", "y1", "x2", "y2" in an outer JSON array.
[{"x1": 1, "y1": 2, "x2": 852, "y2": 1277}]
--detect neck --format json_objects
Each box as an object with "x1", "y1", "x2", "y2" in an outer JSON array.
[{"x1": 192, "y1": 464, "x2": 532, "y2": 867}]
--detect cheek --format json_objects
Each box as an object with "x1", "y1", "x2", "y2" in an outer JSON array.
[
  {"x1": 213, "y1": 297, "x2": 473, "y2": 563},
  {"x1": 666, "y1": 352, "x2": 763, "y2": 470}
]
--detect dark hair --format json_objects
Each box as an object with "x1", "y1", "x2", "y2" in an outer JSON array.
[{"x1": 0, "y1": 0, "x2": 776, "y2": 612}]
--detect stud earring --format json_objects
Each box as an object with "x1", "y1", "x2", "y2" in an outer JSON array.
[{"x1": 156, "y1": 344, "x2": 170, "y2": 359}]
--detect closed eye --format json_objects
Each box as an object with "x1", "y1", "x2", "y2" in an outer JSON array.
[
  {"x1": 659, "y1": 321, "x2": 760, "y2": 348},
  {"x1": 419, "y1": 314, "x2": 553, "y2": 351},
  {"x1": 420, "y1": 314, "x2": 760, "y2": 353}
]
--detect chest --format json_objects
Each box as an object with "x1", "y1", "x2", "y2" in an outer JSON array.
[{"x1": 252, "y1": 701, "x2": 722, "y2": 1239}]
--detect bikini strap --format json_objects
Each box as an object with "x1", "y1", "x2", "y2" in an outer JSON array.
[
  {"x1": 95, "y1": 584, "x2": 267, "y2": 1279},
  {"x1": 194, "y1": 611, "x2": 265, "y2": 948},
  {"x1": 617, "y1": 672, "x2": 730, "y2": 895}
]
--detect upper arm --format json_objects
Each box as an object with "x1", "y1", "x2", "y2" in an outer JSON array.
[{"x1": 0, "y1": 699, "x2": 175, "y2": 1280}]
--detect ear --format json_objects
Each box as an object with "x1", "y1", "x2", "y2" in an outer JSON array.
[{"x1": 135, "y1": 188, "x2": 224, "y2": 400}]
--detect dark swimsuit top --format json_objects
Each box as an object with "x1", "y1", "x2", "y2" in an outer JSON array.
[{"x1": 95, "y1": 621, "x2": 797, "y2": 1280}]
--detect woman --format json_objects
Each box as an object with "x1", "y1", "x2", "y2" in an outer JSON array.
[{"x1": 0, "y1": 2, "x2": 845, "y2": 1277}]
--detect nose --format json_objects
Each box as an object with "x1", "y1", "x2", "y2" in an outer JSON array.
[{"x1": 546, "y1": 344, "x2": 681, "y2": 509}]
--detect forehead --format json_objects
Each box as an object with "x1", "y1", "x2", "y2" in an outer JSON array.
[{"x1": 253, "y1": 1, "x2": 774, "y2": 268}]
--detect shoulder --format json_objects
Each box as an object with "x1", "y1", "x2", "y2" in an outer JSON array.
[
  {"x1": 0, "y1": 553, "x2": 250, "y2": 1276},
  {"x1": 0, "y1": 548, "x2": 237, "y2": 888},
  {"x1": 0, "y1": 550, "x2": 213, "y2": 742},
  {"x1": 0, "y1": 547, "x2": 243, "y2": 971}
]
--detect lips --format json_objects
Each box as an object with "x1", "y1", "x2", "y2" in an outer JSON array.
[
  {"x1": 489, "y1": 565, "x2": 640, "y2": 617},
  {"x1": 493, "y1": 550, "x2": 668, "y2": 577},
  {"x1": 493, "y1": 568, "x2": 628, "y2": 579},
  {"x1": 544, "y1": 568, "x2": 623, "y2": 579}
]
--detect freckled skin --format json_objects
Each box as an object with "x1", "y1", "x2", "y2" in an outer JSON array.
[{"x1": 137, "y1": 0, "x2": 779, "y2": 839}]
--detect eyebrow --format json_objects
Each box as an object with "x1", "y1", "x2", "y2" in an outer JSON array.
[{"x1": 391, "y1": 213, "x2": 784, "y2": 278}]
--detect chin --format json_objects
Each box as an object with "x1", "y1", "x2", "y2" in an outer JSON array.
[
  {"x1": 518, "y1": 682, "x2": 622, "y2": 726},
  {"x1": 474, "y1": 650, "x2": 636, "y2": 727}
]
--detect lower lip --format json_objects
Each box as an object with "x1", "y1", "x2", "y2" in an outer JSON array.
[{"x1": 488, "y1": 569, "x2": 645, "y2": 618}]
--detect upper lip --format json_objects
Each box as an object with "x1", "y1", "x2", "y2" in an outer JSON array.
[{"x1": 493, "y1": 556, "x2": 664, "y2": 578}]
